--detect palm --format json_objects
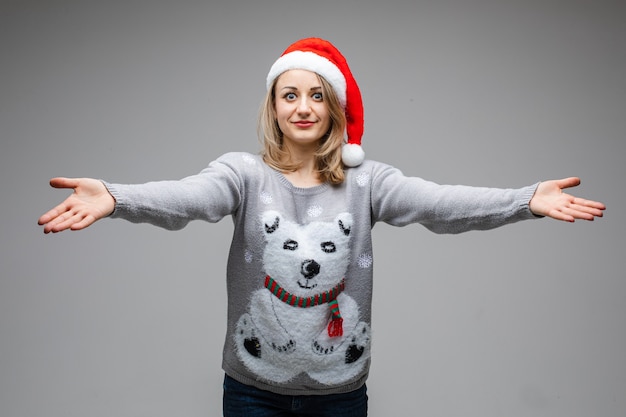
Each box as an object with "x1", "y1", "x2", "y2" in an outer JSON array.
[
  {"x1": 529, "y1": 177, "x2": 605, "y2": 222},
  {"x1": 38, "y1": 177, "x2": 115, "y2": 233}
]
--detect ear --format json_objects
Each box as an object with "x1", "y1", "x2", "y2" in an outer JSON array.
[
  {"x1": 335, "y1": 212, "x2": 353, "y2": 236},
  {"x1": 262, "y1": 210, "x2": 281, "y2": 234}
]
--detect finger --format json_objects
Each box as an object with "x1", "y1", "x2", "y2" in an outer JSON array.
[
  {"x1": 568, "y1": 204, "x2": 604, "y2": 219},
  {"x1": 559, "y1": 204, "x2": 604, "y2": 221},
  {"x1": 555, "y1": 177, "x2": 581, "y2": 191},
  {"x1": 38, "y1": 203, "x2": 71, "y2": 226},
  {"x1": 49, "y1": 177, "x2": 80, "y2": 189},
  {"x1": 70, "y1": 214, "x2": 96, "y2": 231},
  {"x1": 547, "y1": 209, "x2": 576, "y2": 222},
  {"x1": 572, "y1": 197, "x2": 606, "y2": 211},
  {"x1": 47, "y1": 210, "x2": 86, "y2": 233},
  {"x1": 565, "y1": 209, "x2": 594, "y2": 221},
  {"x1": 42, "y1": 210, "x2": 73, "y2": 233},
  {"x1": 42, "y1": 205, "x2": 88, "y2": 232}
]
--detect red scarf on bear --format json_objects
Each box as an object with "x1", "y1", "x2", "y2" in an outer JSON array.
[{"x1": 264, "y1": 275, "x2": 345, "y2": 337}]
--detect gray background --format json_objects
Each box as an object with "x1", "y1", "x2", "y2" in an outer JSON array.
[{"x1": 1, "y1": 1, "x2": 624, "y2": 416}]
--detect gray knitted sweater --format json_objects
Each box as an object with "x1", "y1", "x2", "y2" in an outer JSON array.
[{"x1": 105, "y1": 152, "x2": 539, "y2": 396}]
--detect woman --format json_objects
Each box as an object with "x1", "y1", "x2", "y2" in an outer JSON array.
[{"x1": 38, "y1": 38, "x2": 605, "y2": 417}]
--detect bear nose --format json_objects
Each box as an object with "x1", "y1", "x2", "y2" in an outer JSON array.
[{"x1": 301, "y1": 259, "x2": 320, "y2": 279}]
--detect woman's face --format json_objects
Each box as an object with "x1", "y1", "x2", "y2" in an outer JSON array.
[{"x1": 274, "y1": 69, "x2": 331, "y2": 151}]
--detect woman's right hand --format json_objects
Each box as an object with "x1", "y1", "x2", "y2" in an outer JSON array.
[{"x1": 38, "y1": 177, "x2": 116, "y2": 233}]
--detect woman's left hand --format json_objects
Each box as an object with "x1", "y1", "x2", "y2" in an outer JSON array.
[{"x1": 529, "y1": 177, "x2": 606, "y2": 222}]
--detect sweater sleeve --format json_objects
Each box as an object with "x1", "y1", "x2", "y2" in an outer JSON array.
[
  {"x1": 104, "y1": 153, "x2": 245, "y2": 230},
  {"x1": 369, "y1": 162, "x2": 540, "y2": 234}
]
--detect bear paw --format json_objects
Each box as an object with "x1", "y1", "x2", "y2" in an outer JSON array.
[
  {"x1": 345, "y1": 322, "x2": 371, "y2": 364},
  {"x1": 312, "y1": 340, "x2": 336, "y2": 355},
  {"x1": 236, "y1": 314, "x2": 262, "y2": 358},
  {"x1": 270, "y1": 339, "x2": 296, "y2": 354}
]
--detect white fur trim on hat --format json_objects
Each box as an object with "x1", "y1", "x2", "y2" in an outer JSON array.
[{"x1": 266, "y1": 51, "x2": 347, "y2": 107}]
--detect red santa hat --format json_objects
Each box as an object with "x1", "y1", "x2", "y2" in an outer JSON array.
[{"x1": 266, "y1": 38, "x2": 365, "y2": 167}]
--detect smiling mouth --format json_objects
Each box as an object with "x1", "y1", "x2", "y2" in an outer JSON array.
[
  {"x1": 298, "y1": 280, "x2": 318, "y2": 289},
  {"x1": 293, "y1": 121, "x2": 315, "y2": 128}
]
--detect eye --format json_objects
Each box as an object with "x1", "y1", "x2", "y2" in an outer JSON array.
[
  {"x1": 312, "y1": 92, "x2": 323, "y2": 101},
  {"x1": 320, "y1": 241, "x2": 336, "y2": 253},
  {"x1": 283, "y1": 92, "x2": 297, "y2": 101},
  {"x1": 283, "y1": 239, "x2": 298, "y2": 251}
]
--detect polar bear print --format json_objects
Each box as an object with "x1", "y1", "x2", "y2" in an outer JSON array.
[{"x1": 234, "y1": 210, "x2": 371, "y2": 385}]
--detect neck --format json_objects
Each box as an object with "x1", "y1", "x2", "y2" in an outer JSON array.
[
  {"x1": 282, "y1": 169, "x2": 322, "y2": 187},
  {"x1": 281, "y1": 153, "x2": 322, "y2": 186},
  {"x1": 280, "y1": 143, "x2": 321, "y2": 186}
]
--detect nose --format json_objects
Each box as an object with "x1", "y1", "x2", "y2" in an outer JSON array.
[
  {"x1": 301, "y1": 259, "x2": 320, "y2": 279},
  {"x1": 297, "y1": 97, "x2": 311, "y2": 113}
]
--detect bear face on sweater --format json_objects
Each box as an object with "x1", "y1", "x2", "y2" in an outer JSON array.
[
  {"x1": 233, "y1": 210, "x2": 371, "y2": 385},
  {"x1": 261, "y1": 210, "x2": 352, "y2": 295}
]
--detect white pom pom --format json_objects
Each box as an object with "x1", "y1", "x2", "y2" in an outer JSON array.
[{"x1": 342, "y1": 143, "x2": 365, "y2": 167}]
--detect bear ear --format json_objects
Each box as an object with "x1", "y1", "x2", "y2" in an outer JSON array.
[
  {"x1": 262, "y1": 210, "x2": 281, "y2": 234},
  {"x1": 335, "y1": 212, "x2": 353, "y2": 236}
]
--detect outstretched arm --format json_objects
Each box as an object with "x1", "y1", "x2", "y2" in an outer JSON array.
[
  {"x1": 38, "y1": 177, "x2": 116, "y2": 233},
  {"x1": 529, "y1": 177, "x2": 605, "y2": 222}
]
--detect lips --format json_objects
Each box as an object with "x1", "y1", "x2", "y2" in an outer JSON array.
[{"x1": 293, "y1": 121, "x2": 315, "y2": 128}]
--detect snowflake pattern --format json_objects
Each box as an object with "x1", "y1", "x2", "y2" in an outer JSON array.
[
  {"x1": 259, "y1": 191, "x2": 273, "y2": 205},
  {"x1": 357, "y1": 253, "x2": 373, "y2": 269},
  {"x1": 241, "y1": 154, "x2": 257, "y2": 165},
  {"x1": 307, "y1": 205, "x2": 323, "y2": 218},
  {"x1": 244, "y1": 249, "x2": 254, "y2": 264},
  {"x1": 356, "y1": 172, "x2": 370, "y2": 187}
]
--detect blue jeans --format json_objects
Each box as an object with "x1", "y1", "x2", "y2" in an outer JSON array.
[{"x1": 223, "y1": 374, "x2": 368, "y2": 417}]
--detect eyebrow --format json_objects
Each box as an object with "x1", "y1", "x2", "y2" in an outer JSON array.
[{"x1": 280, "y1": 86, "x2": 322, "y2": 91}]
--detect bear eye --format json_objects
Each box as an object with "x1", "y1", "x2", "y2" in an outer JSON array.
[
  {"x1": 320, "y1": 241, "x2": 336, "y2": 253},
  {"x1": 283, "y1": 239, "x2": 298, "y2": 251}
]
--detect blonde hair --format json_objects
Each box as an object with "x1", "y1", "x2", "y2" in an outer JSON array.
[{"x1": 258, "y1": 74, "x2": 347, "y2": 185}]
